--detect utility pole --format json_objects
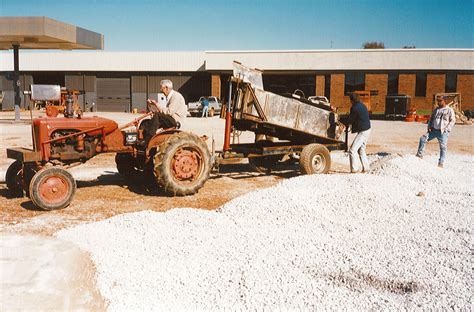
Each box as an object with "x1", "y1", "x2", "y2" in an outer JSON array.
[{"x1": 13, "y1": 44, "x2": 21, "y2": 122}]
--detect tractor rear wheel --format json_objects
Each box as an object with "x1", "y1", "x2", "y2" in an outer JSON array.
[
  {"x1": 153, "y1": 132, "x2": 211, "y2": 196},
  {"x1": 299, "y1": 144, "x2": 331, "y2": 174},
  {"x1": 29, "y1": 167, "x2": 76, "y2": 210},
  {"x1": 6, "y1": 160, "x2": 24, "y2": 197}
]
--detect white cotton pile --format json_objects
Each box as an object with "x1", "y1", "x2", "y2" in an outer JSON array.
[{"x1": 56, "y1": 153, "x2": 473, "y2": 310}]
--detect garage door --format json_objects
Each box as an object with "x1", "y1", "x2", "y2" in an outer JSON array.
[{"x1": 97, "y1": 78, "x2": 130, "y2": 112}]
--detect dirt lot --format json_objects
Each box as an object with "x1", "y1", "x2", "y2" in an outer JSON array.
[
  {"x1": 0, "y1": 111, "x2": 472, "y2": 310},
  {"x1": 0, "y1": 111, "x2": 472, "y2": 234}
]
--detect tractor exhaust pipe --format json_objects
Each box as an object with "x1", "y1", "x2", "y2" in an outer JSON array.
[{"x1": 65, "y1": 94, "x2": 74, "y2": 118}]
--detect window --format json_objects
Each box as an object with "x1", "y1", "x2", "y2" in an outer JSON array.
[
  {"x1": 263, "y1": 75, "x2": 315, "y2": 97},
  {"x1": 445, "y1": 72, "x2": 457, "y2": 93},
  {"x1": 344, "y1": 72, "x2": 365, "y2": 95},
  {"x1": 324, "y1": 74, "x2": 331, "y2": 100},
  {"x1": 387, "y1": 72, "x2": 399, "y2": 95},
  {"x1": 415, "y1": 73, "x2": 427, "y2": 97}
]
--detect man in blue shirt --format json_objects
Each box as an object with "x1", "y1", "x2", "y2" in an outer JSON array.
[
  {"x1": 201, "y1": 97, "x2": 209, "y2": 118},
  {"x1": 344, "y1": 93, "x2": 372, "y2": 173}
]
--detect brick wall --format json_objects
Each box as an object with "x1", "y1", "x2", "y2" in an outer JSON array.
[
  {"x1": 365, "y1": 73, "x2": 388, "y2": 113},
  {"x1": 315, "y1": 75, "x2": 325, "y2": 96},
  {"x1": 424, "y1": 74, "x2": 446, "y2": 110},
  {"x1": 458, "y1": 74, "x2": 474, "y2": 110},
  {"x1": 330, "y1": 74, "x2": 350, "y2": 112},
  {"x1": 398, "y1": 74, "x2": 421, "y2": 109},
  {"x1": 211, "y1": 75, "x2": 221, "y2": 99}
]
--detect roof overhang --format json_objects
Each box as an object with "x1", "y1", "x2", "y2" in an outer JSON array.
[{"x1": 0, "y1": 16, "x2": 103, "y2": 50}]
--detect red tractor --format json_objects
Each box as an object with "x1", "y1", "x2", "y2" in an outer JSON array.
[{"x1": 6, "y1": 97, "x2": 211, "y2": 210}]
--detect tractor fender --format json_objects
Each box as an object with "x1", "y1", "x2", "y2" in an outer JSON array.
[{"x1": 146, "y1": 129, "x2": 182, "y2": 158}]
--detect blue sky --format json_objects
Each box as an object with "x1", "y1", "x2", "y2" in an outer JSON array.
[{"x1": 1, "y1": 0, "x2": 472, "y2": 50}]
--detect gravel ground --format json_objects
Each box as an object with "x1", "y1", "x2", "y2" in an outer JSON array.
[{"x1": 56, "y1": 153, "x2": 473, "y2": 310}]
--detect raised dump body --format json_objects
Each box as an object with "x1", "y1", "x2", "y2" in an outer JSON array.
[{"x1": 231, "y1": 82, "x2": 345, "y2": 146}]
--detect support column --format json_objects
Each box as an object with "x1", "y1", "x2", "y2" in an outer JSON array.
[
  {"x1": 315, "y1": 75, "x2": 325, "y2": 96},
  {"x1": 211, "y1": 74, "x2": 221, "y2": 99},
  {"x1": 13, "y1": 44, "x2": 21, "y2": 121}
]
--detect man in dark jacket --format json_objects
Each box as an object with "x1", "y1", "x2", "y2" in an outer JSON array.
[{"x1": 345, "y1": 93, "x2": 371, "y2": 173}]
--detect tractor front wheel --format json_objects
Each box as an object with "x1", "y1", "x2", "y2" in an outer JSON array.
[
  {"x1": 153, "y1": 132, "x2": 211, "y2": 196},
  {"x1": 115, "y1": 153, "x2": 142, "y2": 183},
  {"x1": 6, "y1": 160, "x2": 24, "y2": 197},
  {"x1": 29, "y1": 167, "x2": 76, "y2": 210}
]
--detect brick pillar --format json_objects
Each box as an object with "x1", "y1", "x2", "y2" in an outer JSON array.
[
  {"x1": 365, "y1": 73, "x2": 388, "y2": 113},
  {"x1": 211, "y1": 75, "x2": 221, "y2": 99},
  {"x1": 315, "y1": 75, "x2": 325, "y2": 96},
  {"x1": 425, "y1": 74, "x2": 446, "y2": 110},
  {"x1": 330, "y1": 74, "x2": 350, "y2": 112},
  {"x1": 458, "y1": 74, "x2": 474, "y2": 110},
  {"x1": 398, "y1": 74, "x2": 417, "y2": 109}
]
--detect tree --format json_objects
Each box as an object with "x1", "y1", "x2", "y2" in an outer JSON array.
[{"x1": 362, "y1": 41, "x2": 385, "y2": 49}]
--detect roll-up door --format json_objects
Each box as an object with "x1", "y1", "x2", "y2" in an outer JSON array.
[{"x1": 97, "y1": 78, "x2": 130, "y2": 112}]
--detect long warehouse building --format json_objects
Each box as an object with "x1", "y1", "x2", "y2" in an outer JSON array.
[{"x1": 0, "y1": 49, "x2": 473, "y2": 113}]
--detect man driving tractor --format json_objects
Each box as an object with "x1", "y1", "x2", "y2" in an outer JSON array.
[{"x1": 142, "y1": 79, "x2": 187, "y2": 142}]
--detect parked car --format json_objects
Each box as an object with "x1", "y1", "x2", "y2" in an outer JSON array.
[
  {"x1": 187, "y1": 96, "x2": 222, "y2": 117},
  {"x1": 308, "y1": 96, "x2": 330, "y2": 106}
]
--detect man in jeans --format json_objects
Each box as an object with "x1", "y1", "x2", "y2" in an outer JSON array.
[
  {"x1": 416, "y1": 95, "x2": 455, "y2": 168},
  {"x1": 201, "y1": 97, "x2": 209, "y2": 118},
  {"x1": 345, "y1": 93, "x2": 372, "y2": 173}
]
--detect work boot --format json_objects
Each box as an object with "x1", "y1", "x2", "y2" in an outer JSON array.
[
  {"x1": 438, "y1": 163, "x2": 444, "y2": 168},
  {"x1": 415, "y1": 154, "x2": 423, "y2": 159}
]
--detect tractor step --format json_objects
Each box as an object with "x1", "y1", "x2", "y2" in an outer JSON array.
[{"x1": 7, "y1": 148, "x2": 42, "y2": 162}]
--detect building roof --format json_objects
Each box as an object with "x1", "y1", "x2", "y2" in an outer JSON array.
[
  {"x1": 0, "y1": 16, "x2": 103, "y2": 50},
  {"x1": 0, "y1": 49, "x2": 472, "y2": 72}
]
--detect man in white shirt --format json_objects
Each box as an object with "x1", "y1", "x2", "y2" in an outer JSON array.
[
  {"x1": 416, "y1": 95, "x2": 455, "y2": 168},
  {"x1": 142, "y1": 80, "x2": 187, "y2": 142}
]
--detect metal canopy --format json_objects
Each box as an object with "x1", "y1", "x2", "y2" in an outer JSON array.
[
  {"x1": 0, "y1": 17, "x2": 103, "y2": 121},
  {"x1": 0, "y1": 16, "x2": 103, "y2": 50}
]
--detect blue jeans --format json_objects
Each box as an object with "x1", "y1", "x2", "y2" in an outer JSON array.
[
  {"x1": 416, "y1": 129, "x2": 449, "y2": 165},
  {"x1": 349, "y1": 129, "x2": 371, "y2": 172},
  {"x1": 202, "y1": 106, "x2": 209, "y2": 117}
]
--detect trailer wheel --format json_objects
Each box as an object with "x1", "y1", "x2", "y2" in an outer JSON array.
[
  {"x1": 248, "y1": 156, "x2": 281, "y2": 174},
  {"x1": 153, "y1": 132, "x2": 211, "y2": 196},
  {"x1": 29, "y1": 167, "x2": 76, "y2": 210},
  {"x1": 115, "y1": 153, "x2": 142, "y2": 183},
  {"x1": 299, "y1": 144, "x2": 331, "y2": 174},
  {"x1": 6, "y1": 160, "x2": 24, "y2": 197}
]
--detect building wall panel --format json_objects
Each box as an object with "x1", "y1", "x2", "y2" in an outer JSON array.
[
  {"x1": 458, "y1": 74, "x2": 474, "y2": 109},
  {"x1": 315, "y1": 75, "x2": 325, "y2": 96},
  {"x1": 365, "y1": 73, "x2": 388, "y2": 112}
]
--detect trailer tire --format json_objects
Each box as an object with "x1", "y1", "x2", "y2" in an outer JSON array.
[
  {"x1": 153, "y1": 132, "x2": 211, "y2": 196},
  {"x1": 29, "y1": 167, "x2": 76, "y2": 210},
  {"x1": 6, "y1": 160, "x2": 24, "y2": 197},
  {"x1": 299, "y1": 144, "x2": 331, "y2": 174}
]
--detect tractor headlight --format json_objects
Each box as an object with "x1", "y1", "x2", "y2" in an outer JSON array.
[{"x1": 125, "y1": 132, "x2": 138, "y2": 145}]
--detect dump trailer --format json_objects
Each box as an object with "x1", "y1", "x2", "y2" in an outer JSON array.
[{"x1": 217, "y1": 62, "x2": 347, "y2": 174}]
